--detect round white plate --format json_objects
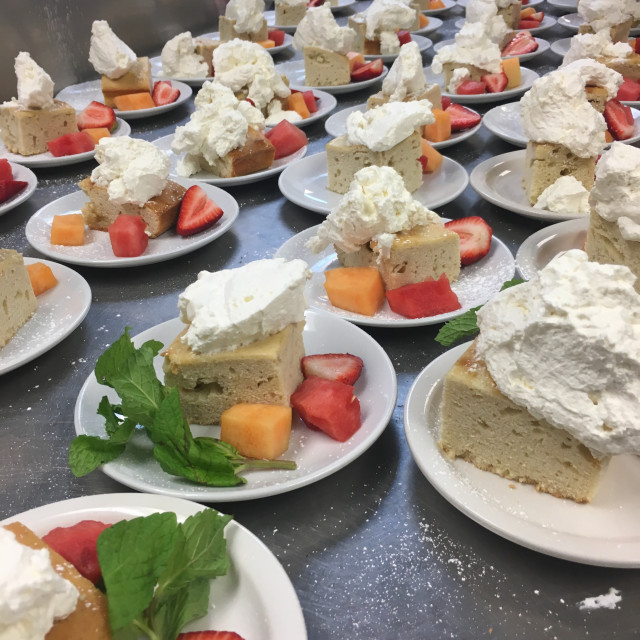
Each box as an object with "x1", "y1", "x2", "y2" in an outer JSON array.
[
  {"x1": 194, "y1": 31, "x2": 294, "y2": 58},
  {"x1": 153, "y1": 134, "x2": 308, "y2": 186},
  {"x1": 547, "y1": 0, "x2": 576, "y2": 9},
  {"x1": 330, "y1": 0, "x2": 356, "y2": 12},
  {"x1": 434, "y1": 37, "x2": 550, "y2": 62},
  {"x1": 558, "y1": 13, "x2": 640, "y2": 36},
  {"x1": 287, "y1": 87, "x2": 339, "y2": 128},
  {"x1": 515, "y1": 217, "x2": 588, "y2": 280},
  {"x1": 470, "y1": 150, "x2": 590, "y2": 221},
  {"x1": 0, "y1": 118, "x2": 131, "y2": 168},
  {"x1": 422, "y1": 0, "x2": 457, "y2": 15},
  {"x1": 278, "y1": 151, "x2": 469, "y2": 214},
  {"x1": 0, "y1": 493, "x2": 308, "y2": 638},
  {"x1": 366, "y1": 35, "x2": 432, "y2": 62},
  {"x1": 549, "y1": 37, "x2": 571, "y2": 58},
  {"x1": 275, "y1": 225, "x2": 515, "y2": 327},
  {"x1": 0, "y1": 258, "x2": 91, "y2": 376},
  {"x1": 404, "y1": 342, "x2": 640, "y2": 568},
  {"x1": 455, "y1": 14, "x2": 555, "y2": 33},
  {"x1": 424, "y1": 66, "x2": 539, "y2": 104},
  {"x1": 411, "y1": 17, "x2": 443, "y2": 35},
  {"x1": 458, "y1": 0, "x2": 543, "y2": 6},
  {"x1": 483, "y1": 102, "x2": 640, "y2": 147},
  {"x1": 74, "y1": 311, "x2": 397, "y2": 501},
  {"x1": 275, "y1": 59, "x2": 389, "y2": 93},
  {"x1": 25, "y1": 180, "x2": 239, "y2": 268},
  {"x1": 0, "y1": 162, "x2": 37, "y2": 216},
  {"x1": 56, "y1": 79, "x2": 192, "y2": 120},
  {"x1": 324, "y1": 102, "x2": 481, "y2": 148}
]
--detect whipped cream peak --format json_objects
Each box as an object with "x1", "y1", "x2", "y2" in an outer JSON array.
[
  {"x1": 476, "y1": 250, "x2": 640, "y2": 456},
  {"x1": 578, "y1": 0, "x2": 640, "y2": 32},
  {"x1": 464, "y1": 0, "x2": 510, "y2": 46},
  {"x1": 225, "y1": 0, "x2": 266, "y2": 34},
  {"x1": 534, "y1": 176, "x2": 590, "y2": 214},
  {"x1": 88, "y1": 20, "x2": 137, "y2": 79},
  {"x1": 91, "y1": 136, "x2": 170, "y2": 206},
  {"x1": 357, "y1": 0, "x2": 417, "y2": 40},
  {"x1": 563, "y1": 29, "x2": 633, "y2": 66},
  {"x1": 161, "y1": 32, "x2": 209, "y2": 78},
  {"x1": 178, "y1": 258, "x2": 311, "y2": 354},
  {"x1": 14, "y1": 52, "x2": 54, "y2": 109},
  {"x1": 293, "y1": 4, "x2": 357, "y2": 54},
  {"x1": 381, "y1": 41, "x2": 428, "y2": 101}
]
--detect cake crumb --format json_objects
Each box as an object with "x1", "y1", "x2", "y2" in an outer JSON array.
[{"x1": 579, "y1": 588, "x2": 621, "y2": 611}]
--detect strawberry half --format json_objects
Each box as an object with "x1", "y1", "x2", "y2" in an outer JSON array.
[
  {"x1": 0, "y1": 180, "x2": 28, "y2": 203},
  {"x1": 301, "y1": 353, "x2": 364, "y2": 385},
  {"x1": 445, "y1": 103, "x2": 481, "y2": 131},
  {"x1": 518, "y1": 18, "x2": 540, "y2": 29},
  {"x1": 604, "y1": 98, "x2": 635, "y2": 140},
  {"x1": 456, "y1": 80, "x2": 486, "y2": 95},
  {"x1": 351, "y1": 58, "x2": 383, "y2": 82},
  {"x1": 444, "y1": 216, "x2": 493, "y2": 266},
  {"x1": 481, "y1": 72, "x2": 508, "y2": 93},
  {"x1": 177, "y1": 633, "x2": 246, "y2": 640},
  {"x1": 501, "y1": 31, "x2": 538, "y2": 56},
  {"x1": 152, "y1": 80, "x2": 180, "y2": 106},
  {"x1": 176, "y1": 185, "x2": 224, "y2": 236},
  {"x1": 77, "y1": 101, "x2": 116, "y2": 131}
]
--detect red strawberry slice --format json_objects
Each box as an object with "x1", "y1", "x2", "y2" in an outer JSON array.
[
  {"x1": 302, "y1": 89, "x2": 318, "y2": 113},
  {"x1": 267, "y1": 28, "x2": 286, "y2": 46},
  {"x1": 518, "y1": 18, "x2": 540, "y2": 29},
  {"x1": 351, "y1": 58, "x2": 383, "y2": 81},
  {"x1": 0, "y1": 180, "x2": 27, "y2": 204},
  {"x1": 445, "y1": 216, "x2": 493, "y2": 266},
  {"x1": 47, "y1": 131, "x2": 95, "y2": 156},
  {"x1": 178, "y1": 633, "x2": 246, "y2": 640},
  {"x1": 397, "y1": 30, "x2": 412, "y2": 45},
  {"x1": 301, "y1": 353, "x2": 364, "y2": 385},
  {"x1": 441, "y1": 96, "x2": 452, "y2": 110},
  {"x1": 501, "y1": 32, "x2": 538, "y2": 56},
  {"x1": 530, "y1": 11, "x2": 544, "y2": 21},
  {"x1": 0, "y1": 158, "x2": 13, "y2": 181},
  {"x1": 290, "y1": 376, "x2": 361, "y2": 442},
  {"x1": 152, "y1": 80, "x2": 180, "y2": 106},
  {"x1": 481, "y1": 72, "x2": 508, "y2": 93},
  {"x1": 307, "y1": 0, "x2": 324, "y2": 6},
  {"x1": 77, "y1": 101, "x2": 116, "y2": 131},
  {"x1": 456, "y1": 80, "x2": 487, "y2": 95},
  {"x1": 176, "y1": 185, "x2": 224, "y2": 236},
  {"x1": 604, "y1": 98, "x2": 635, "y2": 140},
  {"x1": 445, "y1": 103, "x2": 481, "y2": 131},
  {"x1": 385, "y1": 274, "x2": 461, "y2": 318},
  {"x1": 617, "y1": 78, "x2": 640, "y2": 101}
]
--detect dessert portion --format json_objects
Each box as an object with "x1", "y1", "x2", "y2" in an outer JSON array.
[
  {"x1": 533, "y1": 175, "x2": 590, "y2": 215},
  {"x1": 163, "y1": 258, "x2": 311, "y2": 424},
  {"x1": 275, "y1": 0, "x2": 308, "y2": 26},
  {"x1": 161, "y1": 31, "x2": 210, "y2": 78},
  {"x1": 0, "y1": 249, "x2": 37, "y2": 348},
  {"x1": 464, "y1": 0, "x2": 514, "y2": 48},
  {"x1": 0, "y1": 158, "x2": 28, "y2": 204},
  {"x1": 219, "y1": 0, "x2": 269, "y2": 42},
  {"x1": 0, "y1": 52, "x2": 77, "y2": 156},
  {"x1": 577, "y1": 0, "x2": 640, "y2": 42},
  {"x1": 440, "y1": 250, "x2": 640, "y2": 503}
]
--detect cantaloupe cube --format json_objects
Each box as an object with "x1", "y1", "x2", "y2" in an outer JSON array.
[
  {"x1": 324, "y1": 267, "x2": 385, "y2": 316},
  {"x1": 288, "y1": 91, "x2": 311, "y2": 119},
  {"x1": 429, "y1": 0, "x2": 445, "y2": 8},
  {"x1": 501, "y1": 57, "x2": 521, "y2": 89},
  {"x1": 258, "y1": 39, "x2": 276, "y2": 49},
  {"x1": 423, "y1": 109, "x2": 451, "y2": 143},
  {"x1": 220, "y1": 403, "x2": 292, "y2": 460},
  {"x1": 83, "y1": 128, "x2": 111, "y2": 144},
  {"x1": 605, "y1": 130, "x2": 614, "y2": 143},
  {"x1": 113, "y1": 92, "x2": 156, "y2": 111},
  {"x1": 520, "y1": 6, "x2": 536, "y2": 18},
  {"x1": 26, "y1": 262, "x2": 58, "y2": 296},
  {"x1": 421, "y1": 138, "x2": 443, "y2": 173},
  {"x1": 347, "y1": 51, "x2": 366, "y2": 72},
  {"x1": 50, "y1": 214, "x2": 85, "y2": 246},
  {"x1": 419, "y1": 14, "x2": 430, "y2": 27}
]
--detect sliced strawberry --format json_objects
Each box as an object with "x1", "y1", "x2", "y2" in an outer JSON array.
[
  {"x1": 301, "y1": 353, "x2": 364, "y2": 385},
  {"x1": 604, "y1": 98, "x2": 635, "y2": 140},
  {"x1": 176, "y1": 185, "x2": 224, "y2": 236},
  {"x1": 0, "y1": 158, "x2": 13, "y2": 181},
  {"x1": 302, "y1": 90, "x2": 318, "y2": 113},
  {"x1": 77, "y1": 100, "x2": 116, "y2": 131},
  {"x1": 616, "y1": 78, "x2": 640, "y2": 101},
  {"x1": 530, "y1": 11, "x2": 544, "y2": 21},
  {"x1": 481, "y1": 72, "x2": 508, "y2": 93},
  {"x1": 441, "y1": 96, "x2": 452, "y2": 110},
  {"x1": 177, "y1": 633, "x2": 246, "y2": 640},
  {"x1": 501, "y1": 32, "x2": 538, "y2": 56},
  {"x1": 444, "y1": 216, "x2": 493, "y2": 266},
  {"x1": 385, "y1": 274, "x2": 461, "y2": 319},
  {"x1": 397, "y1": 30, "x2": 412, "y2": 45},
  {"x1": 456, "y1": 80, "x2": 487, "y2": 95},
  {"x1": 307, "y1": 0, "x2": 324, "y2": 6},
  {"x1": 267, "y1": 28, "x2": 286, "y2": 46},
  {"x1": 518, "y1": 19, "x2": 540, "y2": 29},
  {"x1": 351, "y1": 58, "x2": 383, "y2": 82},
  {"x1": 445, "y1": 103, "x2": 481, "y2": 131},
  {"x1": 0, "y1": 180, "x2": 27, "y2": 204},
  {"x1": 47, "y1": 131, "x2": 95, "y2": 156},
  {"x1": 152, "y1": 80, "x2": 180, "y2": 106}
]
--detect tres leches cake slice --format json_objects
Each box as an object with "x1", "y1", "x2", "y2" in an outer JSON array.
[
  {"x1": 275, "y1": 0, "x2": 308, "y2": 26},
  {"x1": 219, "y1": 0, "x2": 269, "y2": 42},
  {"x1": 163, "y1": 258, "x2": 311, "y2": 425},
  {"x1": 463, "y1": 0, "x2": 517, "y2": 48},
  {"x1": 0, "y1": 249, "x2": 37, "y2": 347},
  {"x1": 577, "y1": 0, "x2": 640, "y2": 42}
]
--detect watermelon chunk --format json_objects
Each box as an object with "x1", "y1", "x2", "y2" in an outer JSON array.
[
  {"x1": 264, "y1": 120, "x2": 308, "y2": 159},
  {"x1": 385, "y1": 274, "x2": 461, "y2": 318},
  {"x1": 302, "y1": 90, "x2": 318, "y2": 113},
  {"x1": 617, "y1": 78, "x2": 640, "y2": 102},
  {"x1": 0, "y1": 180, "x2": 28, "y2": 204},
  {"x1": 268, "y1": 28, "x2": 286, "y2": 46},
  {"x1": 108, "y1": 215, "x2": 149, "y2": 257},
  {"x1": 0, "y1": 158, "x2": 13, "y2": 181},
  {"x1": 47, "y1": 131, "x2": 95, "y2": 157}
]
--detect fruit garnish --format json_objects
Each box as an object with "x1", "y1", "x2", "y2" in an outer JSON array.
[
  {"x1": 301, "y1": 353, "x2": 364, "y2": 385},
  {"x1": 397, "y1": 30, "x2": 412, "y2": 45},
  {"x1": 77, "y1": 100, "x2": 116, "y2": 131},
  {"x1": 481, "y1": 72, "x2": 508, "y2": 93},
  {"x1": 530, "y1": 11, "x2": 544, "y2": 21},
  {"x1": 441, "y1": 96, "x2": 452, "y2": 110},
  {"x1": 0, "y1": 180, "x2": 27, "y2": 203},
  {"x1": 178, "y1": 633, "x2": 246, "y2": 640},
  {"x1": 268, "y1": 28, "x2": 286, "y2": 46},
  {"x1": 444, "y1": 216, "x2": 493, "y2": 266},
  {"x1": 445, "y1": 103, "x2": 481, "y2": 131},
  {"x1": 604, "y1": 98, "x2": 635, "y2": 140},
  {"x1": 456, "y1": 80, "x2": 487, "y2": 95},
  {"x1": 617, "y1": 78, "x2": 640, "y2": 102},
  {"x1": 518, "y1": 18, "x2": 540, "y2": 29},
  {"x1": 301, "y1": 89, "x2": 318, "y2": 113},
  {"x1": 108, "y1": 214, "x2": 149, "y2": 257},
  {"x1": 152, "y1": 80, "x2": 180, "y2": 106},
  {"x1": 0, "y1": 158, "x2": 13, "y2": 181},
  {"x1": 47, "y1": 131, "x2": 95, "y2": 156},
  {"x1": 350, "y1": 58, "x2": 384, "y2": 82},
  {"x1": 177, "y1": 185, "x2": 224, "y2": 236},
  {"x1": 501, "y1": 31, "x2": 538, "y2": 57},
  {"x1": 347, "y1": 51, "x2": 366, "y2": 72},
  {"x1": 264, "y1": 119, "x2": 308, "y2": 159},
  {"x1": 26, "y1": 262, "x2": 58, "y2": 296},
  {"x1": 385, "y1": 274, "x2": 461, "y2": 318}
]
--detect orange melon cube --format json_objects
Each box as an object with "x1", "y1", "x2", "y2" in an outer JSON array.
[
  {"x1": 501, "y1": 57, "x2": 521, "y2": 89},
  {"x1": 288, "y1": 91, "x2": 311, "y2": 119},
  {"x1": 50, "y1": 214, "x2": 85, "y2": 246},
  {"x1": 419, "y1": 14, "x2": 430, "y2": 27},
  {"x1": 113, "y1": 92, "x2": 156, "y2": 111},
  {"x1": 258, "y1": 39, "x2": 276, "y2": 49},
  {"x1": 429, "y1": 0, "x2": 445, "y2": 8},
  {"x1": 347, "y1": 51, "x2": 366, "y2": 72},
  {"x1": 324, "y1": 267, "x2": 385, "y2": 316},
  {"x1": 83, "y1": 128, "x2": 111, "y2": 144},
  {"x1": 220, "y1": 403, "x2": 292, "y2": 460},
  {"x1": 421, "y1": 138, "x2": 443, "y2": 173},
  {"x1": 605, "y1": 130, "x2": 614, "y2": 143},
  {"x1": 26, "y1": 262, "x2": 58, "y2": 296},
  {"x1": 423, "y1": 108, "x2": 451, "y2": 143},
  {"x1": 520, "y1": 6, "x2": 536, "y2": 17}
]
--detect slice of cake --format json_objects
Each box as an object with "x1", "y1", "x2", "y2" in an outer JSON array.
[
  {"x1": 219, "y1": 0, "x2": 268, "y2": 42},
  {"x1": 161, "y1": 32, "x2": 210, "y2": 78},
  {"x1": 464, "y1": 0, "x2": 515, "y2": 48},
  {"x1": 195, "y1": 38, "x2": 220, "y2": 76},
  {"x1": 100, "y1": 57, "x2": 152, "y2": 108},
  {"x1": 577, "y1": 0, "x2": 639, "y2": 42},
  {"x1": 219, "y1": 16, "x2": 269, "y2": 42},
  {"x1": 495, "y1": 0, "x2": 521, "y2": 30},
  {"x1": 0, "y1": 249, "x2": 37, "y2": 347},
  {"x1": 275, "y1": 0, "x2": 308, "y2": 26}
]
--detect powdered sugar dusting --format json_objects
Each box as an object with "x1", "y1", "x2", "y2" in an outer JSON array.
[{"x1": 579, "y1": 588, "x2": 622, "y2": 611}]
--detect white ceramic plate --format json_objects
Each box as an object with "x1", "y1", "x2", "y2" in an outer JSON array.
[
  {"x1": 458, "y1": 0, "x2": 543, "y2": 6},
  {"x1": 275, "y1": 225, "x2": 515, "y2": 327},
  {"x1": 74, "y1": 311, "x2": 397, "y2": 501},
  {"x1": 515, "y1": 217, "x2": 588, "y2": 280},
  {"x1": 434, "y1": 37, "x2": 550, "y2": 62},
  {"x1": 0, "y1": 258, "x2": 91, "y2": 375},
  {"x1": 153, "y1": 134, "x2": 308, "y2": 186},
  {"x1": 25, "y1": 180, "x2": 239, "y2": 268},
  {"x1": 470, "y1": 150, "x2": 590, "y2": 221},
  {"x1": 324, "y1": 102, "x2": 481, "y2": 148},
  {"x1": 56, "y1": 80, "x2": 192, "y2": 120},
  {"x1": 455, "y1": 14, "x2": 555, "y2": 33},
  {"x1": 330, "y1": 0, "x2": 356, "y2": 12},
  {"x1": 0, "y1": 493, "x2": 308, "y2": 638},
  {"x1": 0, "y1": 118, "x2": 131, "y2": 168},
  {"x1": 412, "y1": 17, "x2": 443, "y2": 35},
  {"x1": 278, "y1": 151, "x2": 469, "y2": 214},
  {"x1": 547, "y1": 0, "x2": 576, "y2": 9},
  {"x1": 424, "y1": 66, "x2": 539, "y2": 104},
  {"x1": 275, "y1": 59, "x2": 389, "y2": 94},
  {"x1": 549, "y1": 37, "x2": 571, "y2": 58},
  {"x1": 483, "y1": 102, "x2": 640, "y2": 147},
  {"x1": 0, "y1": 162, "x2": 37, "y2": 216},
  {"x1": 404, "y1": 342, "x2": 640, "y2": 568},
  {"x1": 558, "y1": 13, "x2": 640, "y2": 36},
  {"x1": 422, "y1": 0, "x2": 458, "y2": 15},
  {"x1": 366, "y1": 35, "x2": 432, "y2": 62}
]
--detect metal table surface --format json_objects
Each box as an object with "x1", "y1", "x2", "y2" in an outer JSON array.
[{"x1": 1, "y1": 3, "x2": 639, "y2": 638}]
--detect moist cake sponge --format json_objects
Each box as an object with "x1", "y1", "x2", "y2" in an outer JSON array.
[
  {"x1": 0, "y1": 249, "x2": 37, "y2": 347},
  {"x1": 303, "y1": 46, "x2": 351, "y2": 87}
]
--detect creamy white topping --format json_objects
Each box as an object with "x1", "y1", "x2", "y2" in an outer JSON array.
[
  {"x1": 13, "y1": 52, "x2": 54, "y2": 109},
  {"x1": 88, "y1": 20, "x2": 137, "y2": 79},
  {"x1": 534, "y1": 176, "x2": 590, "y2": 214},
  {"x1": 562, "y1": 29, "x2": 633, "y2": 66},
  {"x1": 225, "y1": 0, "x2": 266, "y2": 34},
  {"x1": 464, "y1": 0, "x2": 510, "y2": 46},
  {"x1": 448, "y1": 67, "x2": 471, "y2": 93},
  {"x1": 356, "y1": 0, "x2": 416, "y2": 40},
  {"x1": 578, "y1": 0, "x2": 640, "y2": 32},
  {"x1": 178, "y1": 258, "x2": 311, "y2": 353},
  {"x1": 264, "y1": 100, "x2": 303, "y2": 126},
  {"x1": 161, "y1": 32, "x2": 209, "y2": 78},
  {"x1": 381, "y1": 41, "x2": 428, "y2": 101},
  {"x1": 293, "y1": 4, "x2": 356, "y2": 54}
]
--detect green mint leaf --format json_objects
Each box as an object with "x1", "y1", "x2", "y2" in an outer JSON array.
[
  {"x1": 68, "y1": 435, "x2": 127, "y2": 477},
  {"x1": 501, "y1": 277, "x2": 525, "y2": 290},
  {"x1": 435, "y1": 306, "x2": 482, "y2": 347},
  {"x1": 94, "y1": 327, "x2": 136, "y2": 387},
  {"x1": 97, "y1": 396, "x2": 136, "y2": 443}
]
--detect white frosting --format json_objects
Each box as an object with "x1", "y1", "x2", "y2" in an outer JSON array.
[
  {"x1": 161, "y1": 32, "x2": 209, "y2": 78},
  {"x1": 178, "y1": 258, "x2": 311, "y2": 354},
  {"x1": 264, "y1": 100, "x2": 303, "y2": 126},
  {"x1": 345, "y1": 99, "x2": 434, "y2": 151},
  {"x1": 578, "y1": 0, "x2": 640, "y2": 32},
  {"x1": 13, "y1": 52, "x2": 54, "y2": 109},
  {"x1": 293, "y1": 4, "x2": 357, "y2": 54},
  {"x1": 0, "y1": 527, "x2": 79, "y2": 640},
  {"x1": 431, "y1": 22, "x2": 503, "y2": 75},
  {"x1": 476, "y1": 250, "x2": 640, "y2": 457},
  {"x1": 464, "y1": 0, "x2": 511, "y2": 46},
  {"x1": 562, "y1": 29, "x2": 633, "y2": 66},
  {"x1": 534, "y1": 176, "x2": 590, "y2": 214},
  {"x1": 212, "y1": 39, "x2": 291, "y2": 111},
  {"x1": 225, "y1": 0, "x2": 266, "y2": 34},
  {"x1": 590, "y1": 142, "x2": 640, "y2": 242},
  {"x1": 91, "y1": 136, "x2": 170, "y2": 206},
  {"x1": 356, "y1": 0, "x2": 416, "y2": 40},
  {"x1": 381, "y1": 41, "x2": 428, "y2": 101},
  {"x1": 520, "y1": 59, "x2": 622, "y2": 158},
  {"x1": 379, "y1": 31, "x2": 401, "y2": 55},
  {"x1": 88, "y1": 20, "x2": 137, "y2": 79},
  {"x1": 307, "y1": 165, "x2": 443, "y2": 258},
  {"x1": 448, "y1": 67, "x2": 471, "y2": 93}
]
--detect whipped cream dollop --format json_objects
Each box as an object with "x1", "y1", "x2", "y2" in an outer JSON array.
[
  {"x1": 464, "y1": 0, "x2": 510, "y2": 46},
  {"x1": 520, "y1": 59, "x2": 621, "y2": 158},
  {"x1": 91, "y1": 136, "x2": 170, "y2": 205},
  {"x1": 293, "y1": 4, "x2": 357, "y2": 54},
  {"x1": 225, "y1": 0, "x2": 266, "y2": 34},
  {"x1": 14, "y1": 52, "x2": 54, "y2": 109},
  {"x1": 0, "y1": 527, "x2": 79, "y2": 640},
  {"x1": 88, "y1": 20, "x2": 137, "y2": 79},
  {"x1": 265, "y1": 99, "x2": 303, "y2": 126},
  {"x1": 381, "y1": 42, "x2": 428, "y2": 100},
  {"x1": 534, "y1": 176, "x2": 590, "y2": 214},
  {"x1": 562, "y1": 29, "x2": 633, "y2": 66},
  {"x1": 476, "y1": 250, "x2": 640, "y2": 456},
  {"x1": 161, "y1": 32, "x2": 209, "y2": 78},
  {"x1": 590, "y1": 142, "x2": 640, "y2": 241},
  {"x1": 356, "y1": 0, "x2": 416, "y2": 39},
  {"x1": 178, "y1": 258, "x2": 311, "y2": 354},
  {"x1": 578, "y1": 0, "x2": 640, "y2": 32},
  {"x1": 307, "y1": 165, "x2": 443, "y2": 258},
  {"x1": 345, "y1": 99, "x2": 433, "y2": 151},
  {"x1": 172, "y1": 81, "x2": 265, "y2": 177}
]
